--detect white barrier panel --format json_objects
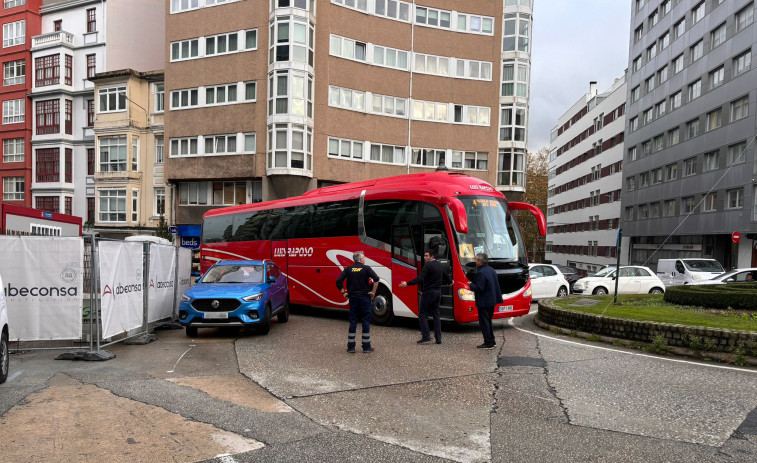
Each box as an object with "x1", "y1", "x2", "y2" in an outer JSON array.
[
  {"x1": 148, "y1": 244, "x2": 176, "y2": 322},
  {"x1": 0, "y1": 236, "x2": 83, "y2": 341},
  {"x1": 176, "y1": 247, "x2": 193, "y2": 307},
  {"x1": 99, "y1": 241, "x2": 144, "y2": 339}
]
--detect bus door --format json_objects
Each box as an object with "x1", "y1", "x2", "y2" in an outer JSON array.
[
  {"x1": 391, "y1": 224, "x2": 419, "y2": 316},
  {"x1": 422, "y1": 225, "x2": 454, "y2": 320}
]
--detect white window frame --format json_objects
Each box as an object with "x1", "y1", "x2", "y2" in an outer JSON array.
[
  {"x1": 711, "y1": 23, "x2": 726, "y2": 49},
  {"x1": 5, "y1": 1, "x2": 26, "y2": 9},
  {"x1": 154, "y1": 187, "x2": 165, "y2": 216},
  {"x1": 328, "y1": 136, "x2": 365, "y2": 160},
  {"x1": 728, "y1": 141, "x2": 746, "y2": 165},
  {"x1": 169, "y1": 137, "x2": 199, "y2": 157},
  {"x1": 243, "y1": 133, "x2": 256, "y2": 153},
  {"x1": 131, "y1": 137, "x2": 140, "y2": 171},
  {"x1": 731, "y1": 95, "x2": 749, "y2": 121},
  {"x1": 703, "y1": 192, "x2": 717, "y2": 212},
  {"x1": 691, "y1": 40, "x2": 703, "y2": 62},
  {"x1": 692, "y1": 2, "x2": 705, "y2": 24},
  {"x1": 170, "y1": 38, "x2": 199, "y2": 62},
  {"x1": 205, "y1": 83, "x2": 239, "y2": 106},
  {"x1": 736, "y1": 4, "x2": 754, "y2": 33},
  {"x1": 99, "y1": 136, "x2": 127, "y2": 172},
  {"x1": 131, "y1": 189, "x2": 139, "y2": 223},
  {"x1": 98, "y1": 188, "x2": 126, "y2": 223},
  {"x1": 204, "y1": 134, "x2": 238, "y2": 155},
  {"x1": 2, "y1": 20, "x2": 25, "y2": 48},
  {"x1": 155, "y1": 137, "x2": 164, "y2": 164},
  {"x1": 244, "y1": 81, "x2": 256, "y2": 102},
  {"x1": 2, "y1": 176, "x2": 23, "y2": 200},
  {"x1": 170, "y1": 88, "x2": 199, "y2": 110},
  {"x1": 98, "y1": 85, "x2": 127, "y2": 113},
  {"x1": 3, "y1": 137, "x2": 23, "y2": 162},
  {"x1": 2, "y1": 98, "x2": 24, "y2": 124},
  {"x1": 3, "y1": 59, "x2": 24, "y2": 86},
  {"x1": 154, "y1": 83, "x2": 164, "y2": 113},
  {"x1": 727, "y1": 189, "x2": 744, "y2": 209},
  {"x1": 733, "y1": 49, "x2": 752, "y2": 77}
]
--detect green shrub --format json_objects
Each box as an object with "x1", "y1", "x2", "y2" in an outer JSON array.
[{"x1": 664, "y1": 284, "x2": 757, "y2": 311}]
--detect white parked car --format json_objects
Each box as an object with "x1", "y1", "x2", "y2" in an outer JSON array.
[
  {"x1": 689, "y1": 268, "x2": 757, "y2": 285},
  {"x1": 0, "y1": 272, "x2": 9, "y2": 384},
  {"x1": 528, "y1": 264, "x2": 570, "y2": 300},
  {"x1": 572, "y1": 266, "x2": 666, "y2": 296}
]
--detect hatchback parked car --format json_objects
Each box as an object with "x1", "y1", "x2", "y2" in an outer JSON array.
[
  {"x1": 0, "y1": 272, "x2": 10, "y2": 384},
  {"x1": 528, "y1": 264, "x2": 570, "y2": 300},
  {"x1": 689, "y1": 268, "x2": 757, "y2": 285},
  {"x1": 572, "y1": 265, "x2": 665, "y2": 296},
  {"x1": 554, "y1": 265, "x2": 585, "y2": 292},
  {"x1": 179, "y1": 260, "x2": 289, "y2": 337}
]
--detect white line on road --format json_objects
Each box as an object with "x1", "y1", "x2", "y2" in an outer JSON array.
[
  {"x1": 508, "y1": 318, "x2": 757, "y2": 374},
  {"x1": 166, "y1": 345, "x2": 195, "y2": 374},
  {"x1": 215, "y1": 455, "x2": 237, "y2": 463}
]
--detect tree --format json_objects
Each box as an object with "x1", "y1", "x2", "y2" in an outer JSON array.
[
  {"x1": 154, "y1": 213, "x2": 173, "y2": 242},
  {"x1": 519, "y1": 147, "x2": 549, "y2": 263}
]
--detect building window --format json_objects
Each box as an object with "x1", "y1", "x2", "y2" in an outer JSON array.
[
  {"x1": 501, "y1": 60, "x2": 527, "y2": 95},
  {"x1": 631, "y1": 86, "x2": 640, "y2": 102},
  {"x1": 625, "y1": 206, "x2": 635, "y2": 221},
  {"x1": 131, "y1": 189, "x2": 139, "y2": 222},
  {"x1": 728, "y1": 141, "x2": 747, "y2": 165},
  {"x1": 663, "y1": 199, "x2": 676, "y2": 217},
  {"x1": 271, "y1": 16, "x2": 315, "y2": 66},
  {"x1": 86, "y1": 54, "x2": 96, "y2": 79},
  {"x1": 670, "y1": 90, "x2": 682, "y2": 110},
  {"x1": 204, "y1": 134, "x2": 237, "y2": 155},
  {"x1": 450, "y1": 151, "x2": 488, "y2": 170},
  {"x1": 3, "y1": 59, "x2": 24, "y2": 86},
  {"x1": 705, "y1": 108, "x2": 721, "y2": 131},
  {"x1": 499, "y1": 103, "x2": 526, "y2": 141},
  {"x1": 659, "y1": 31, "x2": 669, "y2": 50},
  {"x1": 692, "y1": 2, "x2": 705, "y2": 24},
  {"x1": 727, "y1": 189, "x2": 744, "y2": 209},
  {"x1": 35, "y1": 99, "x2": 60, "y2": 135},
  {"x1": 651, "y1": 168, "x2": 662, "y2": 184},
  {"x1": 684, "y1": 157, "x2": 697, "y2": 176},
  {"x1": 87, "y1": 99, "x2": 94, "y2": 126},
  {"x1": 99, "y1": 136, "x2": 127, "y2": 172},
  {"x1": 131, "y1": 137, "x2": 139, "y2": 171},
  {"x1": 64, "y1": 54, "x2": 72, "y2": 85},
  {"x1": 3, "y1": 138, "x2": 23, "y2": 162},
  {"x1": 736, "y1": 4, "x2": 754, "y2": 32},
  {"x1": 98, "y1": 85, "x2": 126, "y2": 112},
  {"x1": 87, "y1": 148, "x2": 94, "y2": 175},
  {"x1": 64, "y1": 196, "x2": 72, "y2": 215},
  {"x1": 645, "y1": 75, "x2": 655, "y2": 92},
  {"x1": 86, "y1": 8, "x2": 96, "y2": 33},
  {"x1": 64, "y1": 148, "x2": 72, "y2": 182},
  {"x1": 658, "y1": 65, "x2": 668, "y2": 83},
  {"x1": 628, "y1": 146, "x2": 637, "y2": 162},
  {"x1": 731, "y1": 95, "x2": 749, "y2": 121},
  {"x1": 733, "y1": 49, "x2": 752, "y2": 76},
  {"x1": 632, "y1": 55, "x2": 642, "y2": 72},
  {"x1": 36, "y1": 148, "x2": 60, "y2": 182},
  {"x1": 703, "y1": 192, "x2": 717, "y2": 212},
  {"x1": 704, "y1": 151, "x2": 719, "y2": 171},
  {"x1": 654, "y1": 135, "x2": 664, "y2": 152},
  {"x1": 170, "y1": 39, "x2": 199, "y2": 61},
  {"x1": 243, "y1": 133, "x2": 256, "y2": 153},
  {"x1": 668, "y1": 127, "x2": 680, "y2": 145},
  {"x1": 4, "y1": 1, "x2": 26, "y2": 8},
  {"x1": 502, "y1": 12, "x2": 529, "y2": 51},
  {"x1": 3, "y1": 20, "x2": 25, "y2": 48},
  {"x1": 65, "y1": 99, "x2": 72, "y2": 134},
  {"x1": 155, "y1": 188, "x2": 165, "y2": 215},
  {"x1": 709, "y1": 66, "x2": 724, "y2": 89},
  {"x1": 87, "y1": 197, "x2": 94, "y2": 223},
  {"x1": 646, "y1": 43, "x2": 657, "y2": 61},
  {"x1": 688, "y1": 79, "x2": 701, "y2": 100},
  {"x1": 643, "y1": 107, "x2": 653, "y2": 124},
  {"x1": 661, "y1": 0, "x2": 671, "y2": 16},
  {"x1": 686, "y1": 118, "x2": 700, "y2": 139},
  {"x1": 35, "y1": 196, "x2": 59, "y2": 213},
  {"x1": 642, "y1": 140, "x2": 652, "y2": 156},
  {"x1": 650, "y1": 202, "x2": 660, "y2": 218},
  {"x1": 497, "y1": 148, "x2": 525, "y2": 186},
  {"x1": 206, "y1": 83, "x2": 238, "y2": 106},
  {"x1": 169, "y1": 137, "x2": 199, "y2": 157},
  {"x1": 411, "y1": 148, "x2": 445, "y2": 168},
  {"x1": 155, "y1": 137, "x2": 163, "y2": 163},
  {"x1": 99, "y1": 189, "x2": 126, "y2": 222},
  {"x1": 634, "y1": 25, "x2": 643, "y2": 43},
  {"x1": 711, "y1": 23, "x2": 726, "y2": 49},
  {"x1": 179, "y1": 182, "x2": 208, "y2": 205},
  {"x1": 170, "y1": 88, "x2": 199, "y2": 110},
  {"x1": 690, "y1": 40, "x2": 703, "y2": 62},
  {"x1": 53, "y1": 19, "x2": 61, "y2": 31},
  {"x1": 629, "y1": 116, "x2": 638, "y2": 131},
  {"x1": 35, "y1": 54, "x2": 60, "y2": 87},
  {"x1": 2, "y1": 176, "x2": 23, "y2": 200},
  {"x1": 328, "y1": 137, "x2": 364, "y2": 160},
  {"x1": 674, "y1": 18, "x2": 685, "y2": 38},
  {"x1": 267, "y1": 70, "x2": 313, "y2": 118},
  {"x1": 369, "y1": 143, "x2": 406, "y2": 164},
  {"x1": 626, "y1": 176, "x2": 636, "y2": 191},
  {"x1": 673, "y1": 53, "x2": 684, "y2": 74},
  {"x1": 665, "y1": 163, "x2": 678, "y2": 181},
  {"x1": 154, "y1": 83, "x2": 164, "y2": 112},
  {"x1": 640, "y1": 172, "x2": 650, "y2": 188},
  {"x1": 655, "y1": 99, "x2": 666, "y2": 117},
  {"x1": 682, "y1": 196, "x2": 695, "y2": 214},
  {"x1": 638, "y1": 204, "x2": 648, "y2": 219}
]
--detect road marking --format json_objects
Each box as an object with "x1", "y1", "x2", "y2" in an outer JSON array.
[
  {"x1": 508, "y1": 318, "x2": 757, "y2": 374},
  {"x1": 7, "y1": 370, "x2": 22, "y2": 382},
  {"x1": 166, "y1": 345, "x2": 195, "y2": 374},
  {"x1": 215, "y1": 454, "x2": 237, "y2": 463}
]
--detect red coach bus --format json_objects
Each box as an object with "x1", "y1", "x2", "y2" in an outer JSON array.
[{"x1": 200, "y1": 171, "x2": 545, "y2": 324}]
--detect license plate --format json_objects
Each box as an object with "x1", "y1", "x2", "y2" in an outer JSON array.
[
  {"x1": 205, "y1": 312, "x2": 228, "y2": 319},
  {"x1": 498, "y1": 305, "x2": 513, "y2": 312}
]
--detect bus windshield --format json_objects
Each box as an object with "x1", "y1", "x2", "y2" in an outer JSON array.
[{"x1": 454, "y1": 196, "x2": 526, "y2": 267}]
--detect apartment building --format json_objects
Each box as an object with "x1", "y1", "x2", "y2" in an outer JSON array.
[
  {"x1": 546, "y1": 78, "x2": 627, "y2": 274},
  {"x1": 164, "y1": 0, "x2": 534, "y2": 243},
  {"x1": 90, "y1": 69, "x2": 168, "y2": 238},
  {"x1": 0, "y1": 0, "x2": 41, "y2": 214},
  {"x1": 622, "y1": 0, "x2": 757, "y2": 268},
  {"x1": 24, "y1": 0, "x2": 163, "y2": 227}
]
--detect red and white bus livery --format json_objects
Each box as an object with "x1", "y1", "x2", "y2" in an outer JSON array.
[{"x1": 200, "y1": 171, "x2": 545, "y2": 324}]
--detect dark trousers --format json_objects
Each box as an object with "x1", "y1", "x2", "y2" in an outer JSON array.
[
  {"x1": 419, "y1": 289, "x2": 442, "y2": 341},
  {"x1": 348, "y1": 296, "x2": 372, "y2": 349},
  {"x1": 478, "y1": 306, "x2": 495, "y2": 346}
]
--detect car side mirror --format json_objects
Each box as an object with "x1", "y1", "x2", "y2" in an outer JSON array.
[
  {"x1": 195, "y1": 276, "x2": 202, "y2": 283},
  {"x1": 267, "y1": 276, "x2": 276, "y2": 284}
]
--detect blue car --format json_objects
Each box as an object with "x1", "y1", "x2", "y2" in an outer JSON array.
[{"x1": 179, "y1": 260, "x2": 289, "y2": 337}]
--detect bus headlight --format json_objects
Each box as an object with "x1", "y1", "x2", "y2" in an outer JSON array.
[
  {"x1": 523, "y1": 287, "x2": 532, "y2": 298},
  {"x1": 457, "y1": 288, "x2": 475, "y2": 301},
  {"x1": 242, "y1": 293, "x2": 263, "y2": 302}
]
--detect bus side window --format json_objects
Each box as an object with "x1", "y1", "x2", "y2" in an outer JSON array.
[{"x1": 392, "y1": 224, "x2": 416, "y2": 267}]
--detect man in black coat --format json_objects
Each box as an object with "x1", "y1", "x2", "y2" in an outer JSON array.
[
  {"x1": 400, "y1": 249, "x2": 451, "y2": 344},
  {"x1": 336, "y1": 251, "x2": 379, "y2": 353},
  {"x1": 467, "y1": 253, "x2": 502, "y2": 349}
]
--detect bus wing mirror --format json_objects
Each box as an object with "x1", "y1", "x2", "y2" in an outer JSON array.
[
  {"x1": 447, "y1": 198, "x2": 468, "y2": 234},
  {"x1": 509, "y1": 202, "x2": 546, "y2": 236}
]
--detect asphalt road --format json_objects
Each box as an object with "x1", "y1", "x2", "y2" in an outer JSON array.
[{"x1": 1, "y1": 302, "x2": 756, "y2": 463}]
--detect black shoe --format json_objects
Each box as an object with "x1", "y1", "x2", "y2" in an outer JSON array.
[
  {"x1": 417, "y1": 338, "x2": 432, "y2": 344},
  {"x1": 363, "y1": 347, "x2": 374, "y2": 353},
  {"x1": 477, "y1": 343, "x2": 496, "y2": 349},
  {"x1": 347, "y1": 347, "x2": 356, "y2": 353},
  {"x1": 435, "y1": 339, "x2": 442, "y2": 344}
]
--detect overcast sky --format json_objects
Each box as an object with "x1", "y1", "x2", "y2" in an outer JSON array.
[{"x1": 527, "y1": 0, "x2": 632, "y2": 152}]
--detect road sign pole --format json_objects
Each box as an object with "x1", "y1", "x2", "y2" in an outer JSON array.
[{"x1": 614, "y1": 228, "x2": 622, "y2": 305}]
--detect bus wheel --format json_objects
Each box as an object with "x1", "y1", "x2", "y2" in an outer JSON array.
[{"x1": 371, "y1": 288, "x2": 394, "y2": 325}]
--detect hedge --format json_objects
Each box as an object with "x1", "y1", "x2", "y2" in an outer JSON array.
[{"x1": 663, "y1": 283, "x2": 757, "y2": 310}]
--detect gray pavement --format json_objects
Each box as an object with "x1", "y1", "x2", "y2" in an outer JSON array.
[{"x1": 0, "y1": 303, "x2": 755, "y2": 463}]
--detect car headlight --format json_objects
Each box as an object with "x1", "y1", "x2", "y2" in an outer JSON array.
[
  {"x1": 523, "y1": 287, "x2": 532, "y2": 298},
  {"x1": 692, "y1": 274, "x2": 702, "y2": 280},
  {"x1": 457, "y1": 288, "x2": 475, "y2": 301},
  {"x1": 242, "y1": 293, "x2": 263, "y2": 302},
  {"x1": 181, "y1": 294, "x2": 191, "y2": 302}
]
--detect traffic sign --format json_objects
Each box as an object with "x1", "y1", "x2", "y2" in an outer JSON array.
[
  {"x1": 732, "y1": 231, "x2": 741, "y2": 244},
  {"x1": 168, "y1": 226, "x2": 178, "y2": 234}
]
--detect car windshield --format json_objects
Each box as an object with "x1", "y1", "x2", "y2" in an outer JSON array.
[
  {"x1": 454, "y1": 195, "x2": 527, "y2": 267},
  {"x1": 683, "y1": 260, "x2": 724, "y2": 272},
  {"x1": 202, "y1": 264, "x2": 264, "y2": 284},
  {"x1": 711, "y1": 270, "x2": 737, "y2": 280},
  {"x1": 593, "y1": 267, "x2": 616, "y2": 277}
]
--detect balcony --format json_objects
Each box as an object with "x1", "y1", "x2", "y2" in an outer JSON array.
[
  {"x1": 32, "y1": 31, "x2": 75, "y2": 50},
  {"x1": 95, "y1": 170, "x2": 142, "y2": 183}
]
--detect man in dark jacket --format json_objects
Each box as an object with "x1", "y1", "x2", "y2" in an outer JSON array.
[
  {"x1": 336, "y1": 251, "x2": 379, "y2": 353},
  {"x1": 467, "y1": 253, "x2": 502, "y2": 349},
  {"x1": 399, "y1": 249, "x2": 451, "y2": 344}
]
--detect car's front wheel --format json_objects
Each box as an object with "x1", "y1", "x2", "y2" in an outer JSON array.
[
  {"x1": 185, "y1": 326, "x2": 197, "y2": 338},
  {"x1": 277, "y1": 296, "x2": 290, "y2": 323},
  {"x1": 649, "y1": 287, "x2": 664, "y2": 294},
  {"x1": 0, "y1": 330, "x2": 9, "y2": 384},
  {"x1": 258, "y1": 305, "x2": 271, "y2": 335},
  {"x1": 557, "y1": 286, "x2": 568, "y2": 297},
  {"x1": 593, "y1": 287, "x2": 608, "y2": 295}
]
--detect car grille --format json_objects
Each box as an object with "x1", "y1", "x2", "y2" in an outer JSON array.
[{"x1": 191, "y1": 298, "x2": 242, "y2": 312}]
